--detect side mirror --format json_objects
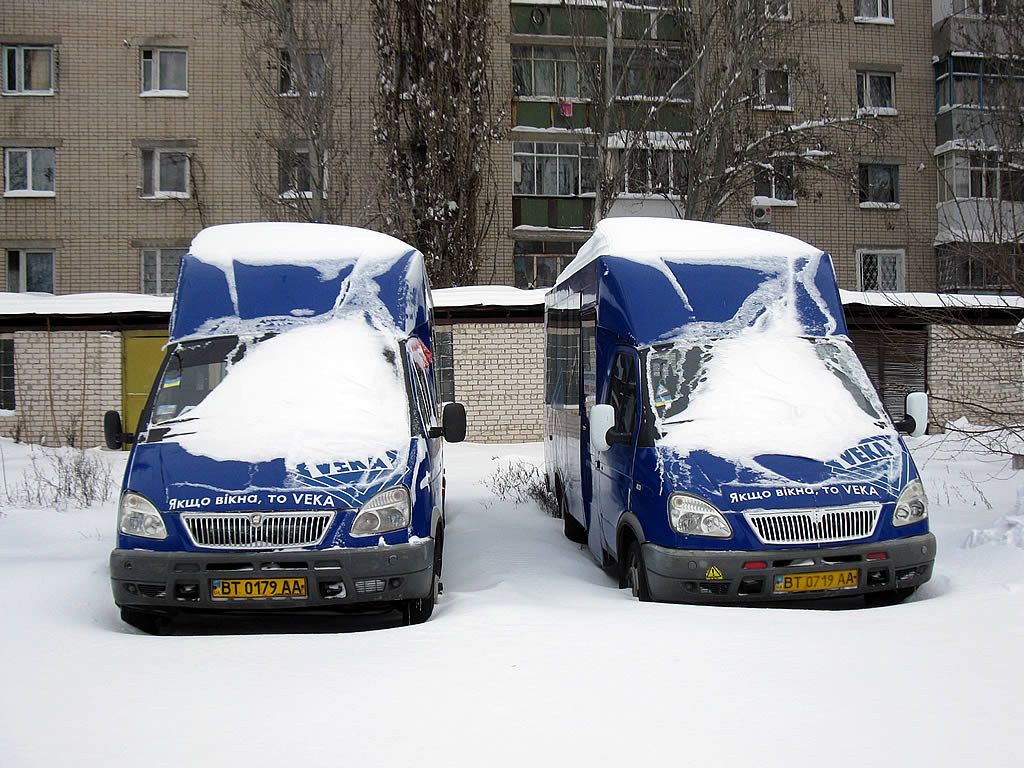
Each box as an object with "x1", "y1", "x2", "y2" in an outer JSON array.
[
  {"x1": 103, "y1": 410, "x2": 134, "y2": 450},
  {"x1": 895, "y1": 392, "x2": 928, "y2": 437},
  {"x1": 440, "y1": 402, "x2": 467, "y2": 443},
  {"x1": 590, "y1": 403, "x2": 615, "y2": 453}
]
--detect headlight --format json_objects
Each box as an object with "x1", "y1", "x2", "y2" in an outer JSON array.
[
  {"x1": 668, "y1": 492, "x2": 732, "y2": 538},
  {"x1": 893, "y1": 478, "x2": 928, "y2": 527},
  {"x1": 350, "y1": 486, "x2": 411, "y2": 537},
  {"x1": 118, "y1": 491, "x2": 167, "y2": 539}
]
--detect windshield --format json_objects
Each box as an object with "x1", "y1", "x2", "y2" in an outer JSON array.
[
  {"x1": 151, "y1": 337, "x2": 245, "y2": 426},
  {"x1": 648, "y1": 335, "x2": 886, "y2": 426}
]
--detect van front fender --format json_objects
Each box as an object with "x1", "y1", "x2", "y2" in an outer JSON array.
[{"x1": 615, "y1": 511, "x2": 646, "y2": 563}]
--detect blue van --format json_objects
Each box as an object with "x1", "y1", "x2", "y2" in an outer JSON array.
[
  {"x1": 544, "y1": 218, "x2": 934, "y2": 605},
  {"x1": 105, "y1": 223, "x2": 466, "y2": 631}
]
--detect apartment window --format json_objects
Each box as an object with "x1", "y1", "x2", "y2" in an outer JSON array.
[
  {"x1": 857, "y1": 71, "x2": 896, "y2": 113},
  {"x1": 0, "y1": 337, "x2": 14, "y2": 411},
  {"x1": 2, "y1": 44, "x2": 54, "y2": 94},
  {"x1": 4, "y1": 148, "x2": 55, "y2": 196},
  {"x1": 937, "y1": 151, "x2": 1024, "y2": 202},
  {"x1": 278, "y1": 147, "x2": 323, "y2": 198},
  {"x1": 141, "y1": 247, "x2": 186, "y2": 295},
  {"x1": 512, "y1": 46, "x2": 587, "y2": 99},
  {"x1": 953, "y1": 0, "x2": 1007, "y2": 16},
  {"x1": 765, "y1": 0, "x2": 793, "y2": 19},
  {"x1": 513, "y1": 240, "x2": 579, "y2": 289},
  {"x1": 7, "y1": 249, "x2": 54, "y2": 293},
  {"x1": 513, "y1": 142, "x2": 596, "y2": 196},
  {"x1": 755, "y1": 67, "x2": 791, "y2": 108},
  {"x1": 934, "y1": 55, "x2": 1024, "y2": 110},
  {"x1": 754, "y1": 158, "x2": 795, "y2": 201},
  {"x1": 854, "y1": 0, "x2": 893, "y2": 19},
  {"x1": 141, "y1": 48, "x2": 187, "y2": 94},
  {"x1": 858, "y1": 163, "x2": 899, "y2": 206},
  {"x1": 140, "y1": 148, "x2": 189, "y2": 198},
  {"x1": 937, "y1": 243, "x2": 1019, "y2": 291},
  {"x1": 624, "y1": 148, "x2": 687, "y2": 195},
  {"x1": 433, "y1": 329, "x2": 455, "y2": 403},
  {"x1": 614, "y1": 49, "x2": 690, "y2": 101},
  {"x1": 858, "y1": 248, "x2": 905, "y2": 291},
  {"x1": 279, "y1": 49, "x2": 326, "y2": 95}
]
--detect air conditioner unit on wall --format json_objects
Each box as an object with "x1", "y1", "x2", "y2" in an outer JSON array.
[{"x1": 751, "y1": 204, "x2": 772, "y2": 225}]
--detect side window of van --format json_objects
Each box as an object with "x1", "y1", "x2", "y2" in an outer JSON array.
[{"x1": 609, "y1": 351, "x2": 638, "y2": 438}]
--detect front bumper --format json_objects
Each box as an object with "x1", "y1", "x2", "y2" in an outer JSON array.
[
  {"x1": 111, "y1": 540, "x2": 434, "y2": 614},
  {"x1": 642, "y1": 533, "x2": 936, "y2": 604}
]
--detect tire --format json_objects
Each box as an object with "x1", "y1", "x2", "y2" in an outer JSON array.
[
  {"x1": 404, "y1": 524, "x2": 443, "y2": 625},
  {"x1": 864, "y1": 586, "x2": 916, "y2": 608},
  {"x1": 560, "y1": 489, "x2": 587, "y2": 544},
  {"x1": 623, "y1": 540, "x2": 652, "y2": 602}
]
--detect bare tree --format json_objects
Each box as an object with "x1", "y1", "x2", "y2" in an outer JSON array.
[
  {"x1": 372, "y1": 0, "x2": 505, "y2": 287},
  {"x1": 227, "y1": 0, "x2": 352, "y2": 223},
  {"x1": 561, "y1": 0, "x2": 893, "y2": 223}
]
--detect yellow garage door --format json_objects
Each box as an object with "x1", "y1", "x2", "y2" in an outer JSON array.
[{"x1": 122, "y1": 331, "x2": 168, "y2": 438}]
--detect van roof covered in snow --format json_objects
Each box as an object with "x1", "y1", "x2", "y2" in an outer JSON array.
[
  {"x1": 169, "y1": 223, "x2": 428, "y2": 342},
  {"x1": 550, "y1": 217, "x2": 846, "y2": 345}
]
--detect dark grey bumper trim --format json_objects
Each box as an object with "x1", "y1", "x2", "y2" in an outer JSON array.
[
  {"x1": 642, "y1": 533, "x2": 936, "y2": 604},
  {"x1": 111, "y1": 540, "x2": 434, "y2": 613}
]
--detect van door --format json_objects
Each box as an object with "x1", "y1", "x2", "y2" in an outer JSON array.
[{"x1": 592, "y1": 347, "x2": 640, "y2": 558}]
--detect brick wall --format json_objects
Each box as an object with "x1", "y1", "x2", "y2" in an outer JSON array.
[
  {"x1": 927, "y1": 324, "x2": 1024, "y2": 428},
  {"x1": 0, "y1": 330, "x2": 122, "y2": 446},
  {"x1": 450, "y1": 320, "x2": 544, "y2": 442}
]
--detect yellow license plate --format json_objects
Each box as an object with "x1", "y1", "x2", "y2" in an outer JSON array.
[
  {"x1": 211, "y1": 577, "x2": 308, "y2": 600},
  {"x1": 774, "y1": 569, "x2": 859, "y2": 594}
]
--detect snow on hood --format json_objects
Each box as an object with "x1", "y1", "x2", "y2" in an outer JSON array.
[
  {"x1": 656, "y1": 298, "x2": 890, "y2": 466},
  {"x1": 165, "y1": 314, "x2": 411, "y2": 469}
]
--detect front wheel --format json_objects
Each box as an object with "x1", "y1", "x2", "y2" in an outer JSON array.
[
  {"x1": 404, "y1": 525, "x2": 443, "y2": 625},
  {"x1": 623, "y1": 540, "x2": 652, "y2": 602}
]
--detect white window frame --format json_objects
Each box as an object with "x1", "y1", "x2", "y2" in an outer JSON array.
[
  {"x1": 277, "y1": 146, "x2": 327, "y2": 199},
  {"x1": 857, "y1": 71, "x2": 897, "y2": 115},
  {"x1": 857, "y1": 248, "x2": 905, "y2": 292},
  {"x1": 513, "y1": 141, "x2": 597, "y2": 197},
  {"x1": 512, "y1": 45, "x2": 584, "y2": 100},
  {"x1": 4, "y1": 147, "x2": 55, "y2": 197},
  {"x1": 6, "y1": 248, "x2": 55, "y2": 293},
  {"x1": 853, "y1": 0, "x2": 894, "y2": 22},
  {"x1": 2, "y1": 44, "x2": 54, "y2": 95},
  {"x1": 755, "y1": 67, "x2": 792, "y2": 110},
  {"x1": 765, "y1": 0, "x2": 793, "y2": 20},
  {"x1": 140, "y1": 148, "x2": 190, "y2": 199},
  {"x1": 858, "y1": 163, "x2": 900, "y2": 208},
  {"x1": 622, "y1": 148, "x2": 687, "y2": 197},
  {"x1": 278, "y1": 49, "x2": 326, "y2": 96},
  {"x1": 753, "y1": 158, "x2": 796, "y2": 204},
  {"x1": 140, "y1": 48, "x2": 188, "y2": 96},
  {"x1": 141, "y1": 247, "x2": 186, "y2": 295}
]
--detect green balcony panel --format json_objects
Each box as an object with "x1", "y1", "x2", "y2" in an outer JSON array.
[
  {"x1": 659, "y1": 103, "x2": 691, "y2": 132},
  {"x1": 549, "y1": 7, "x2": 571, "y2": 36},
  {"x1": 556, "y1": 198, "x2": 585, "y2": 229},
  {"x1": 520, "y1": 197, "x2": 550, "y2": 227},
  {"x1": 515, "y1": 101, "x2": 552, "y2": 128}
]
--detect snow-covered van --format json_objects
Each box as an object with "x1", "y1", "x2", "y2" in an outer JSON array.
[
  {"x1": 545, "y1": 218, "x2": 935, "y2": 605},
  {"x1": 105, "y1": 223, "x2": 466, "y2": 631}
]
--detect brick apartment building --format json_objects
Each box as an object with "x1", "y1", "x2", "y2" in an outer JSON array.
[{"x1": 1, "y1": 0, "x2": 1022, "y2": 446}]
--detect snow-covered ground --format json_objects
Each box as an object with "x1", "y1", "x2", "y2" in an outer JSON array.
[{"x1": 2, "y1": 432, "x2": 1023, "y2": 767}]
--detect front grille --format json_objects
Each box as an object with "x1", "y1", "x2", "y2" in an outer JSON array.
[
  {"x1": 181, "y1": 511, "x2": 335, "y2": 550},
  {"x1": 744, "y1": 505, "x2": 880, "y2": 545}
]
